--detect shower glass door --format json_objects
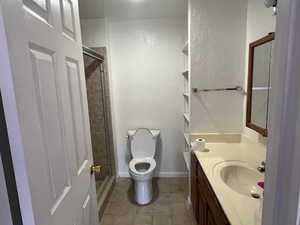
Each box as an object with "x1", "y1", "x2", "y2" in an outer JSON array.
[{"x1": 83, "y1": 47, "x2": 115, "y2": 219}]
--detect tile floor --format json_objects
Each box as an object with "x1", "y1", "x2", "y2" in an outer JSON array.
[{"x1": 100, "y1": 178, "x2": 197, "y2": 225}]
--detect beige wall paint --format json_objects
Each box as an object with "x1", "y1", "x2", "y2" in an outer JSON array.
[{"x1": 190, "y1": 0, "x2": 248, "y2": 133}]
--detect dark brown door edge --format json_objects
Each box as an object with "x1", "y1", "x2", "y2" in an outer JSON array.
[{"x1": 0, "y1": 92, "x2": 23, "y2": 225}]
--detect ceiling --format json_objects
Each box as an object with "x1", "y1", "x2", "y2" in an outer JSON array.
[{"x1": 79, "y1": 0, "x2": 187, "y2": 19}]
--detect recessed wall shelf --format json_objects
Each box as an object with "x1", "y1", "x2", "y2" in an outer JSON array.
[
  {"x1": 182, "y1": 40, "x2": 190, "y2": 153},
  {"x1": 182, "y1": 39, "x2": 191, "y2": 204}
]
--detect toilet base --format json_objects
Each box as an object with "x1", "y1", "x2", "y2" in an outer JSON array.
[{"x1": 133, "y1": 179, "x2": 153, "y2": 205}]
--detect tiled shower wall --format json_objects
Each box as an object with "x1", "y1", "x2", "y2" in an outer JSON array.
[{"x1": 84, "y1": 47, "x2": 115, "y2": 182}]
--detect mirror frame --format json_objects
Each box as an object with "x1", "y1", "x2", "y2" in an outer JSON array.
[{"x1": 246, "y1": 32, "x2": 275, "y2": 137}]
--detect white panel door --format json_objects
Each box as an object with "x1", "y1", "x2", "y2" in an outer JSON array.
[{"x1": 0, "y1": 0, "x2": 98, "y2": 225}]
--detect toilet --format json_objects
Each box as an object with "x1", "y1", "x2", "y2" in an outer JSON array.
[{"x1": 128, "y1": 128, "x2": 160, "y2": 205}]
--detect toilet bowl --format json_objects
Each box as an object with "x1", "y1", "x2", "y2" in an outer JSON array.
[{"x1": 128, "y1": 128, "x2": 160, "y2": 205}]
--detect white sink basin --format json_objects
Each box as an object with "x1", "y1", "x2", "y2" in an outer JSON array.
[{"x1": 214, "y1": 161, "x2": 264, "y2": 198}]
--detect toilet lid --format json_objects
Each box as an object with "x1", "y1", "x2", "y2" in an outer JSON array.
[{"x1": 131, "y1": 128, "x2": 156, "y2": 159}]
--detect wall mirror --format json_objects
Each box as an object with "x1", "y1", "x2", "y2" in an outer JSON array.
[{"x1": 246, "y1": 33, "x2": 275, "y2": 137}]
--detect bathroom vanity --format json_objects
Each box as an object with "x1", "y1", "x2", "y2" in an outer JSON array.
[
  {"x1": 191, "y1": 152, "x2": 230, "y2": 225},
  {"x1": 190, "y1": 136, "x2": 266, "y2": 225}
]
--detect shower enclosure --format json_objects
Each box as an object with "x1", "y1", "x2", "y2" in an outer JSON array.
[{"x1": 83, "y1": 47, "x2": 115, "y2": 219}]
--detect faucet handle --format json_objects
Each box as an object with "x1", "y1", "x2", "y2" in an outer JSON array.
[{"x1": 257, "y1": 161, "x2": 266, "y2": 173}]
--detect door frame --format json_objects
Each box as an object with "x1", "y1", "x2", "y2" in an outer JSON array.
[
  {"x1": 0, "y1": 2, "x2": 35, "y2": 224},
  {"x1": 0, "y1": 0, "x2": 99, "y2": 224},
  {"x1": 262, "y1": 0, "x2": 300, "y2": 224},
  {"x1": 0, "y1": 92, "x2": 23, "y2": 225},
  {"x1": 1, "y1": 0, "x2": 300, "y2": 225}
]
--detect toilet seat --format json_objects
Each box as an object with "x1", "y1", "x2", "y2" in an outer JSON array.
[{"x1": 129, "y1": 158, "x2": 156, "y2": 176}]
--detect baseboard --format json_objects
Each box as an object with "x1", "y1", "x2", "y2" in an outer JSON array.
[
  {"x1": 118, "y1": 172, "x2": 130, "y2": 178},
  {"x1": 118, "y1": 171, "x2": 188, "y2": 178},
  {"x1": 156, "y1": 172, "x2": 188, "y2": 177}
]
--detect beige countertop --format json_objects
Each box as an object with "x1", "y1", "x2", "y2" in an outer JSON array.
[{"x1": 193, "y1": 135, "x2": 266, "y2": 225}]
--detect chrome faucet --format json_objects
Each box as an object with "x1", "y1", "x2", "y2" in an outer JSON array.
[{"x1": 257, "y1": 161, "x2": 266, "y2": 173}]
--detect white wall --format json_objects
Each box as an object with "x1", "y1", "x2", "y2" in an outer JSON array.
[
  {"x1": 80, "y1": 17, "x2": 187, "y2": 177},
  {"x1": 80, "y1": 19, "x2": 107, "y2": 47},
  {"x1": 246, "y1": 0, "x2": 276, "y2": 44},
  {"x1": 243, "y1": 0, "x2": 276, "y2": 143},
  {"x1": 190, "y1": 0, "x2": 248, "y2": 133},
  {"x1": 108, "y1": 18, "x2": 187, "y2": 177},
  {"x1": 79, "y1": 0, "x2": 187, "y2": 20}
]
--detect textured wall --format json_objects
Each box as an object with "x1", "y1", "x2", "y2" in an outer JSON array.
[
  {"x1": 108, "y1": 18, "x2": 187, "y2": 177},
  {"x1": 80, "y1": 17, "x2": 187, "y2": 176},
  {"x1": 81, "y1": 19, "x2": 107, "y2": 47},
  {"x1": 190, "y1": 0, "x2": 247, "y2": 133}
]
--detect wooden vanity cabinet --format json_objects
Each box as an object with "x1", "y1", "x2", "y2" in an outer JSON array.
[
  {"x1": 191, "y1": 153, "x2": 231, "y2": 225},
  {"x1": 191, "y1": 151, "x2": 199, "y2": 223}
]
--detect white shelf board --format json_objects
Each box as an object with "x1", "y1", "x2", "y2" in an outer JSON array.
[
  {"x1": 182, "y1": 71, "x2": 189, "y2": 76},
  {"x1": 183, "y1": 93, "x2": 190, "y2": 98},
  {"x1": 183, "y1": 152, "x2": 191, "y2": 171},
  {"x1": 183, "y1": 113, "x2": 190, "y2": 123},
  {"x1": 182, "y1": 41, "x2": 189, "y2": 55},
  {"x1": 184, "y1": 133, "x2": 190, "y2": 145}
]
